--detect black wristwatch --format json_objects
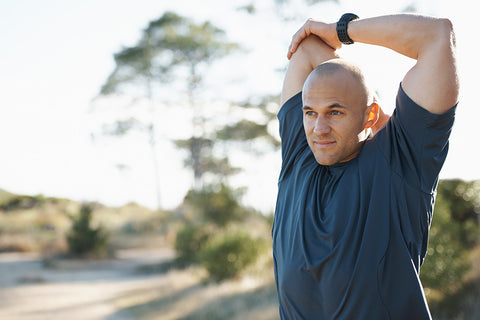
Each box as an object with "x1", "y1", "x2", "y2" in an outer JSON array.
[{"x1": 336, "y1": 13, "x2": 359, "y2": 44}]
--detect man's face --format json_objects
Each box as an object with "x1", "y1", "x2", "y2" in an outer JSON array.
[{"x1": 302, "y1": 70, "x2": 369, "y2": 166}]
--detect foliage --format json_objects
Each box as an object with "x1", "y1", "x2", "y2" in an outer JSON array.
[
  {"x1": 151, "y1": 12, "x2": 241, "y2": 187},
  {"x1": 173, "y1": 183, "x2": 269, "y2": 282},
  {"x1": 174, "y1": 223, "x2": 212, "y2": 266},
  {"x1": 218, "y1": 95, "x2": 281, "y2": 149},
  {"x1": 199, "y1": 230, "x2": 266, "y2": 282},
  {"x1": 0, "y1": 194, "x2": 48, "y2": 211},
  {"x1": 100, "y1": 11, "x2": 238, "y2": 97},
  {"x1": 420, "y1": 196, "x2": 471, "y2": 292},
  {"x1": 97, "y1": 10, "x2": 281, "y2": 192},
  {"x1": 0, "y1": 192, "x2": 77, "y2": 253},
  {"x1": 421, "y1": 179, "x2": 480, "y2": 294},
  {"x1": 174, "y1": 184, "x2": 243, "y2": 267},
  {"x1": 216, "y1": 119, "x2": 270, "y2": 141},
  {"x1": 156, "y1": 13, "x2": 239, "y2": 66},
  {"x1": 429, "y1": 275, "x2": 480, "y2": 320},
  {"x1": 97, "y1": 11, "x2": 244, "y2": 198},
  {"x1": 437, "y1": 179, "x2": 480, "y2": 246},
  {"x1": 175, "y1": 138, "x2": 241, "y2": 183},
  {"x1": 0, "y1": 190, "x2": 175, "y2": 255},
  {"x1": 183, "y1": 184, "x2": 245, "y2": 227},
  {"x1": 67, "y1": 204, "x2": 110, "y2": 258}
]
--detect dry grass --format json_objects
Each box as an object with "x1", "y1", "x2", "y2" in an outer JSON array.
[
  {"x1": 110, "y1": 266, "x2": 279, "y2": 320},
  {"x1": 2, "y1": 188, "x2": 479, "y2": 319},
  {"x1": 0, "y1": 196, "x2": 172, "y2": 255},
  {"x1": 0, "y1": 192, "x2": 279, "y2": 319},
  {"x1": 108, "y1": 227, "x2": 278, "y2": 320}
]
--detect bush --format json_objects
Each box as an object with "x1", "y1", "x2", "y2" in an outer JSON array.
[
  {"x1": 0, "y1": 194, "x2": 47, "y2": 211},
  {"x1": 174, "y1": 223, "x2": 211, "y2": 266},
  {"x1": 183, "y1": 184, "x2": 244, "y2": 227},
  {"x1": 420, "y1": 200, "x2": 471, "y2": 292},
  {"x1": 420, "y1": 180, "x2": 479, "y2": 293},
  {"x1": 199, "y1": 231, "x2": 265, "y2": 282},
  {"x1": 67, "y1": 204, "x2": 109, "y2": 258}
]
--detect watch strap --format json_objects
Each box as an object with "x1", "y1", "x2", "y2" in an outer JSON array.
[{"x1": 336, "y1": 13, "x2": 359, "y2": 45}]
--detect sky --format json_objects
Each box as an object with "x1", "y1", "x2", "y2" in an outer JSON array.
[{"x1": 0, "y1": 0, "x2": 478, "y2": 212}]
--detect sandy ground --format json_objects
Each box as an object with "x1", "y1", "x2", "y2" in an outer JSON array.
[{"x1": 0, "y1": 249, "x2": 175, "y2": 320}]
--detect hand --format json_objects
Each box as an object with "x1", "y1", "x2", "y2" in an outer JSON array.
[{"x1": 287, "y1": 19, "x2": 341, "y2": 60}]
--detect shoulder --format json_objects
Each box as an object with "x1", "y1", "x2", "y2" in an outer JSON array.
[
  {"x1": 396, "y1": 83, "x2": 456, "y2": 129},
  {"x1": 369, "y1": 84, "x2": 456, "y2": 193},
  {"x1": 278, "y1": 91, "x2": 303, "y2": 120}
]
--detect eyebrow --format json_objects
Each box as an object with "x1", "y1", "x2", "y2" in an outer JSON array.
[{"x1": 302, "y1": 103, "x2": 347, "y2": 111}]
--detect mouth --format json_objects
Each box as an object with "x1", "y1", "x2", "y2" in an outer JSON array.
[{"x1": 313, "y1": 140, "x2": 336, "y2": 148}]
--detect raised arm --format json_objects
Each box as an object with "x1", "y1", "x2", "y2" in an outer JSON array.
[
  {"x1": 288, "y1": 14, "x2": 459, "y2": 114},
  {"x1": 281, "y1": 35, "x2": 338, "y2": 106}
]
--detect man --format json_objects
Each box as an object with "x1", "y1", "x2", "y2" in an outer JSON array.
[{"x1": 272, "y1": 13, "x2": 458, "y2": 319}]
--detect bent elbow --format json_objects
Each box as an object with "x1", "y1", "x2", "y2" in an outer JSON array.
[
  {"x1": 437, "y1": 18, "x2": 456, "y2": 48},
  {"x1": 420, "y1": 17, "x2": 456, "y2": 62}
]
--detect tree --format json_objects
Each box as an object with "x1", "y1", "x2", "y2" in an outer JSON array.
[
  {"x1": 158, "y1": 14, "x2": 240, "y2": 189},
  {"x1": 216, "y1": 94, "x2": 281, "y2": 148},
  {"x1": 420, "y1": 179, "x2": 480, "y2": 294},
  {"x1": 436, "y1": 179, "x2": 480, "y2": 246},
  {"x1": 67, "y1": 204, "x2": 109, "y2": 258},
  {"x1": 175, "y1": 93, "x2": 281, "y2": 188},
  {"x1": 96, "y1": 12, "x2": 239, "y2": 206}
]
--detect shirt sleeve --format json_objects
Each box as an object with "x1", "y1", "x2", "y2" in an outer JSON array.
[
  {"x1": 376, "y1": 84, "x2": 457, "y2": 194},
  {"x1": 277, "y1": 92, "x2": 309, "y2": 182}
]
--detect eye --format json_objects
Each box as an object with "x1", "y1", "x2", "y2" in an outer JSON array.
[
  {"x1": 305, "y1": 111, "x2": 316, "y2": 117},
  {"x1": 330, "y1": 110, "x2": 343, "y2": 116}
]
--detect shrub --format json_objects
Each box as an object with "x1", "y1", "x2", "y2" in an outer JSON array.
[
  {"x1": 0, "y1": 194, "x2": 47, "y2": 211},
  {"x1": 183, "y1": 184, "x2": 244, "y2": 227},
  {"x1": 67, "y1": 204, "x2": 109, "y2": 258},
  {"x1": 174, "y1": 223, "x2": 211, "y2": 266},
  {"x1": 199, "y1": 231, "x2": 265, "y2": 282},
  {"x1": 420, "y1": 180, "x2": 478, "y2": 293}
]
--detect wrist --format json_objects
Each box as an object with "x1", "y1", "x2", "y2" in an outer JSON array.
[
  {"x1": 336, "y1": 13, "x2": 359, "y2": 45},
  {"x1": 322, "y1": 22, "x2": 343, "y2": 50}
]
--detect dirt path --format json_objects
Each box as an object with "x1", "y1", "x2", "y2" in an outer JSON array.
[{"x1": 0, "y1": 249, "x2": 174, "y2": 320}]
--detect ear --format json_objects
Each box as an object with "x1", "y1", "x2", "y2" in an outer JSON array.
[{"x1": 364, "y1": 103, "x2": 379, "y2": 129}]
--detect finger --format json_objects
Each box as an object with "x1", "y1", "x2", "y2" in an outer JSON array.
[
  {"x1": 288, "y1": 19, "x2": 315, "y2": 59},
  {"x1": 287, "y1": 41, "x2": 296, "y2": 59},
  {"x1": 287, "y1": 34, "x2": 297, "y2": 59},
  {"x1": 287, "y1": 28, "x2": 309, "y2": 59}
]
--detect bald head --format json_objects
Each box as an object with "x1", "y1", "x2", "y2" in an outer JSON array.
[{"x1": 303, "y1": 59, "x2": 374, "y2": 107}]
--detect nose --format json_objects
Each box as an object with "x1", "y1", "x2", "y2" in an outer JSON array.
[{"x1": 313, "y1": 117, "x2": 330, "y2": 134}]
